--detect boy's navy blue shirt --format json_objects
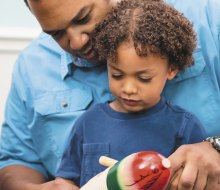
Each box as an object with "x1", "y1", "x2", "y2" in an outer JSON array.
[{"x1": 56, "y1": 97, "x2": 207, "y2": 186}]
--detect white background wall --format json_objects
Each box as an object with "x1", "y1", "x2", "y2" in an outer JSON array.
[{"x1": 0, "y1": 0, "x2": 41, "y2": 127}]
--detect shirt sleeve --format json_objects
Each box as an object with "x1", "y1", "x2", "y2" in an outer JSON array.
[
  {"x1": 56, "y1": 117, "x2": 83, "y2": 186},
  {"x1": 0, "y1": 54, "x2": 48, "y2": 178},
  {"x1": 215, "y1": 0, "x2": 220, "y2": 58},
  {"x1": 207, "y1": 0, "x2": 220, "y2": 57}
]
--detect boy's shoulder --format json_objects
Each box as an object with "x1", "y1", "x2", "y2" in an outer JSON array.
[
  {"x1": 164, "y1": 99, "x2": 197, "y2": 119},
  {"x1": 76, "y1": 102, "x2": 106, "y2": 120}
]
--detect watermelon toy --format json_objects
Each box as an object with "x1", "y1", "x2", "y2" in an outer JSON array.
[
  {"x1": 106, "y1": 151, "x2": 171, "y2": 190},
  {"x1": 80, "y1": 151, "x2": 171, "y2": 190}
]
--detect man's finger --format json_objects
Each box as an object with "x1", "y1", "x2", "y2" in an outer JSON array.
[
  {"x1": 177, "y1": 164, "x2": 198, "y2": 190},
  {"x1": 192, "y1": 169, "x2": 207, "y2": 190},
  {"x1": 167, "y1": 167, "x2": 183, "y2": 190},
  {"x1": 168, "y1": 146, "x2": 186, "y2": 174},
  {"x1": 204, "y1": 172, "x2": 220, "y2": 190}
]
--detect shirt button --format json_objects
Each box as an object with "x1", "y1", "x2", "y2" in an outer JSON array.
[{"x1": 61, "y1": 101, "x2": 68, "y2": 108}]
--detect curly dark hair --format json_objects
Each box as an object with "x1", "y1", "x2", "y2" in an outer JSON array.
[{"x1": 92, "y1": 0, "x2": 196, "y2": 71}]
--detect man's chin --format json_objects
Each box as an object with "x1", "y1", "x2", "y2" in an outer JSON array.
[
  {"x1": 71, "y1": 51, "x2": 106, "y2": 65},
  {"x1": 90, "y1": 58, "x2": 106, "y2": 65},
  {"x1": 83, "y1": 56, "x2": 106, "y2": 65}
]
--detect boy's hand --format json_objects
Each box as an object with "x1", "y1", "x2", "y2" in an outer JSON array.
[{"x1": 167, "y1": 141, "x2": 220, "y2": 189}]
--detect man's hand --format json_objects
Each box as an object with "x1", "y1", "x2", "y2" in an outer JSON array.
[
  {"x1": 26, "y1": 178, "x2": 79, "y2": 190},
  {"x1": 167, "y1": 141, "x2": 220, "y2": 190}
]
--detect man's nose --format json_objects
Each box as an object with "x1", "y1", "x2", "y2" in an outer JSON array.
[{"x1": 66, "y1": 28, "x2": 89, "y2": 50}]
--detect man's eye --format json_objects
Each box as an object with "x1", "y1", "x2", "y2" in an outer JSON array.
[
  {"x1": 112, "y1": 73, "x2": 123, "y2": 79},
  {"x1": 51, "y1": 30, "x2": 64, "y2": 39},
  {"x1": 75, "y1": 14, "x2": 91, "y2": 25},
  {"x1": 138, "y1": 77, "x2": 152, "y2": 83}
]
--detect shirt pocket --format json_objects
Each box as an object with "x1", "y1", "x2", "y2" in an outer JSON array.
[
  {"x1": 168, "y1": 48, "x2": 206, "y2": 83},
  {"x1": 31, "y1": 86, "x2": 93, "y2": 175},
  {"x1": 34, "y1": 87, "x2": 93, "y2": 115},
  {"x1": 81, "y1": 143, "x2": 110, "y2": 186}
]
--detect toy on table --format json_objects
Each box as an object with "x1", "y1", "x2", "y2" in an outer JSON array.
[{"x1": 80, "y1": 151, "x2": 171, "y2": 190}]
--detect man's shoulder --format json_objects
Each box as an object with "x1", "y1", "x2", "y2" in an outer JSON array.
[
  {"x1": 14, "y1": 32, "x2": 66, "y2": 75},
  {"x1": 21, "y1": 32, "x2": 62, "y2": 57}
]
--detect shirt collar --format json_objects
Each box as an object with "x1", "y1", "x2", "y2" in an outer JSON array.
[
  {"x1": 61, "y1": 53, "x2": 101, "y2": 79},
  {"x1": 60, "y1": 52, "x2": 73, "y2": 79},
  {"x1": 39, "y1": 32, "x2": 98, "y2": 80}
]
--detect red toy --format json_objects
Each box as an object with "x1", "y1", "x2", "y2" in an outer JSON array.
[
  {"x1": 106, "y1": 151, "x2": 171, "y2": 190},
  {"x1": 81, "y1": 151, "x2": 171, "y2": 190}
]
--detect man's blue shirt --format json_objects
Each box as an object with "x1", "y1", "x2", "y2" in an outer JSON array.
[
  {"x1": 0, "y1": 0, "x2": 220, "y2": 179},
  {"x1": 163, "y1": 0, "x2": 220, "y2": 136},
  {"x1": 0, "y1": 33, "x2": 113, "y2": 178}
]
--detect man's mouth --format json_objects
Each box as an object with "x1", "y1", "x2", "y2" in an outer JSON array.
[
  {"x1": 71, "y1": 42, "x2": 100, "y2": 63},
  {"x1": 81, "y1": 48, "x2": 96, "y2": 60}
]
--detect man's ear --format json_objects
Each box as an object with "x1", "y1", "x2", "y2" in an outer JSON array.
[{"x1": 167, "y1": 67, "x2": 178, "y2": 80}]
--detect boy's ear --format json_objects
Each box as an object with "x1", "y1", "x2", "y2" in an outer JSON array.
[{"x1": 167, "y1": 67, "x2": 178, "y2": 80}]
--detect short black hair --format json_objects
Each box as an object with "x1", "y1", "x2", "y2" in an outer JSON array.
[
  {"x1": 24, "y1": 0, "x2": 29, "y2": 7},
  {"x1": 92, "y1": 0, "x2": 197, "y2": 71}
]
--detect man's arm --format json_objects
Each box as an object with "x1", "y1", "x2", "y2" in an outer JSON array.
[
  {"x1": 168, "y1": 141, "x2": 220, "y2": 189},
  {"x1": 0, "y1": 165, "x2": 45, "y2": 190},
  {"x1": 0, "y1": 57, "x2": 46, "y2": 189},
  {"x1": 0, "y1": 165, "x2": 79, "y2": 190}
]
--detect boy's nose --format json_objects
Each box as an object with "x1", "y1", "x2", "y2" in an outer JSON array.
[{"x1": 122, "y1": 81, "x2": 138, "y2": 95}]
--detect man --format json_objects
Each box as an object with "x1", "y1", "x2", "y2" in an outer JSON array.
[{"x1": 0, "y1": 0, "x2": 220, "y2": 189}]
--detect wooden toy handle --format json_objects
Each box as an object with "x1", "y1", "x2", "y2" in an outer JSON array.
[{"x1": 99, "y1": 156, "x2": 118, "y2": 167}]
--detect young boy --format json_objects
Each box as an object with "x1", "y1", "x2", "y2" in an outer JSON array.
[{"x1": 56, "y1": 0, "x2": 207, "y2": 188}]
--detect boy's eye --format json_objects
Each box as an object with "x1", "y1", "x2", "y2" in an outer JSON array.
[
  {"x1": 111, "y1": 73, "x2": 123, "y2": 79},
  {"x1": 138, "y1": 76, "x2": 152, "y2": 83}
]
